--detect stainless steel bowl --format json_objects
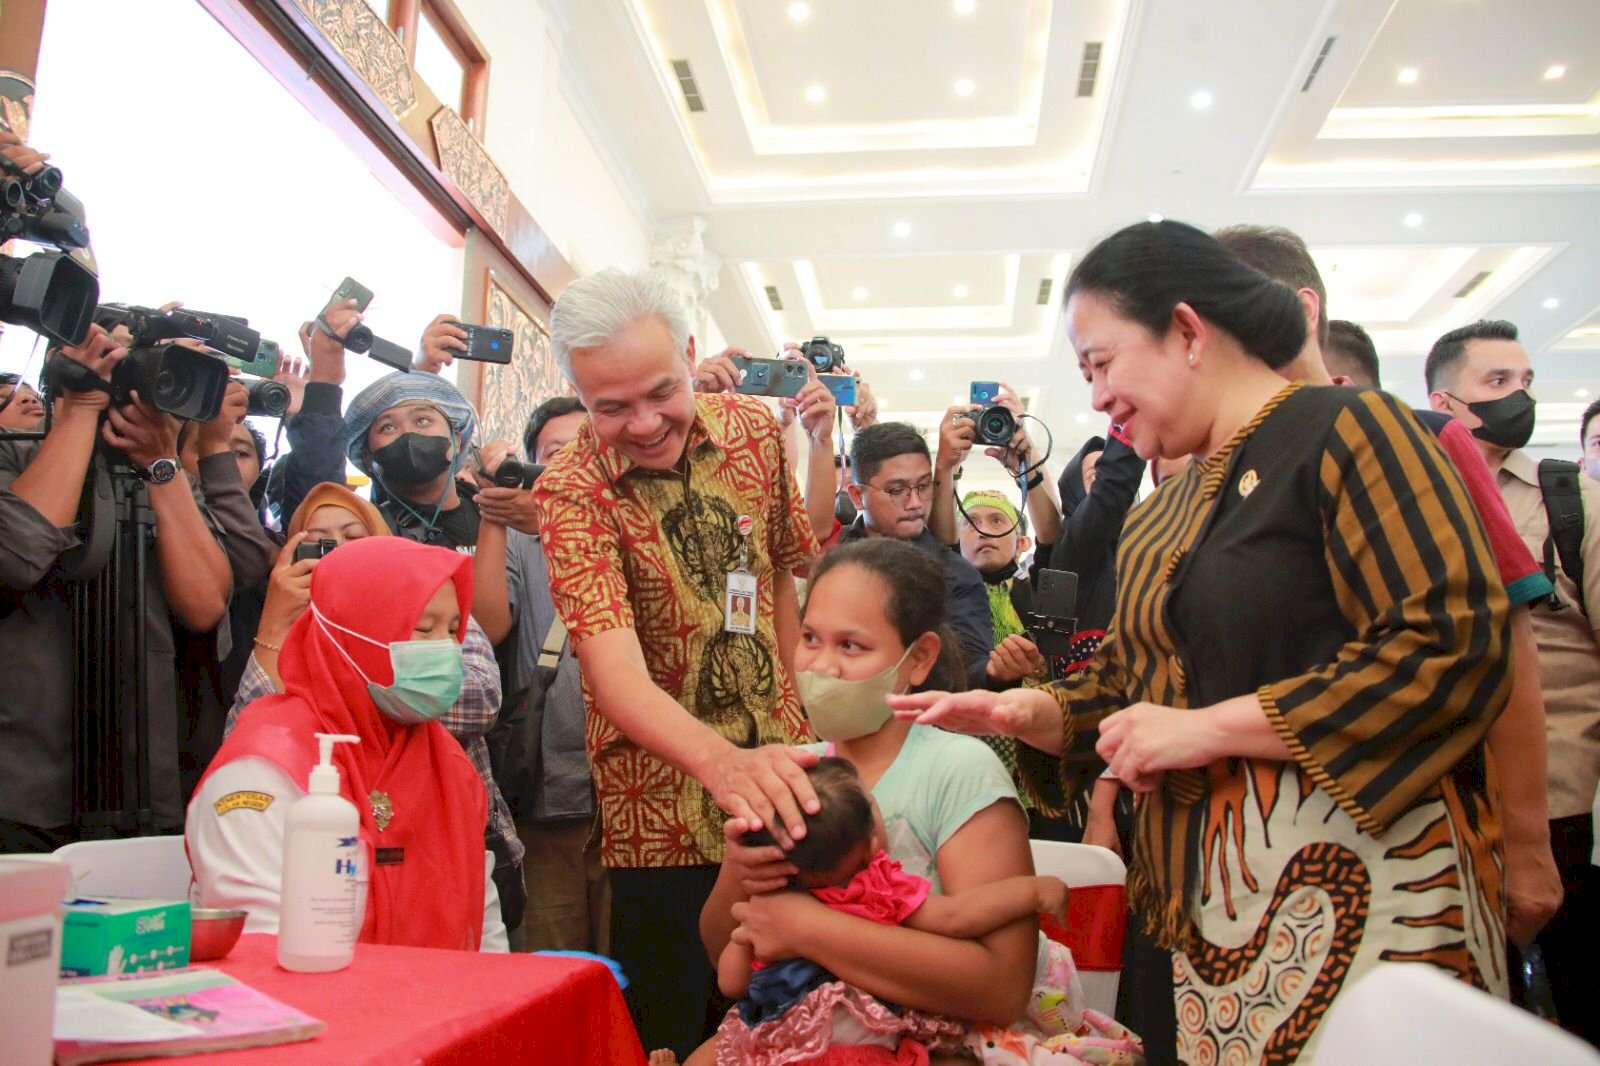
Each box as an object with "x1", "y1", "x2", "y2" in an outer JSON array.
[{"x1": 188, "y1": 908, "x2": 247, "y2": 961}]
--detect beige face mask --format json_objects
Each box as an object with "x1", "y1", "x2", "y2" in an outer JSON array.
[{"x1": 796, "y1": 647, "x2": 913, "y2": 743}]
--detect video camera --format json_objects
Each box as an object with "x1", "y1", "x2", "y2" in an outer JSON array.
[
  {"x1": 489, "y1": 458, "x2": 543, "y2": 490},
  {"x1": 0, "y1": 158, "x2": 99, "y2": 347},
  {"x1": 800, "y1": 335, "x2": 845, "y2": 374}
]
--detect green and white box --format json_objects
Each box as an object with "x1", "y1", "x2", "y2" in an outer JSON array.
[{"x1": 61, "y1": 898, "x2": 191, "y2": 977}]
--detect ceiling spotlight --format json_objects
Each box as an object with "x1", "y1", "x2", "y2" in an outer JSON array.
[
  {"x1": 1147, "y1": 212, "x2": 1164, "y2": 223},
  {"x1": 1542, "y1": 297, "x2": 1560, "y2": 310},
  {"x1": 910, "y1": 369, "x2": 925, "y2": 381},
  {"x1": 1577, "y1": 388, "x2": 1591, "y2": 399},
  {"x1": 851, "y1": 286, "x2": 868, "y2": 301},
  {"x1": 1544, "y1": 64, "x2": 1566, "y2": 80},
  {"x1": 1074, "y1": 413, "x2": 1090, "y2": 425},
  {"x1": 1397, "y1": 67, "x2": 1419, "y2": 84},
  {"x1": 953, "y1": 0, "x2": 977, "y2": 13},
  {"x1": 787, "y1": 1, "x2": 810, "y2": 23},
  {"x1": 1403, "y1": 211, "x2": 1423, "y2": 227},
  {"x1": 954, "y1": 78, "x2": 976, "y2": 97},
  {"x1": 953, "y1": 284, "x2": 969, "y2": 299},
  {"x1": 1189, "y1": 90, "x2": 1213, "y2": 110},
  {"x1": 804, "y1": 84, "x2": 826, "y2": 104},
  {"x1": 893, "y1": 221, "x2": 912, "y2": 239}
]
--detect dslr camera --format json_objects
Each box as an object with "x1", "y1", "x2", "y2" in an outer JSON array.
[
  {"x1": 957, "y1": 404, "x2": 1017, "y2": 447},
  {"x1": 0, "y1": 158, "x2": 98, "y2": 347},
  {"x1": 489, "y1": 458, "x2": 544, "y2": 490},
  {"x1": 800, "y1": 336, "x2": 845, "y2": 374}
]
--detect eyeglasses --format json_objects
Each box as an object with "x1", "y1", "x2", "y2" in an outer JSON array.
[{"x1": 865, "y1": 478, "x2": 935, "y2": 504}]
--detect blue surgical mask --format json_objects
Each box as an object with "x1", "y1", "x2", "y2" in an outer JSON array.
[{"x1": 312, "y1": 604, "x2": 463, "y2": 724}]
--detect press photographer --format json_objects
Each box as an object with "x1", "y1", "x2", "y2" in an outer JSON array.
[{"x1": 0, "y1": 324, "x2": 235, "y2": 851}]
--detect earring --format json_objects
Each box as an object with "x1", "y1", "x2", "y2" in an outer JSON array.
[{"x1": 1187, "y1": 351, "x2": 1197, "y2": 365}]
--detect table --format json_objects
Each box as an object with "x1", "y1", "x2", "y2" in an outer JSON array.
[{"x1": 117, "y1": 934, "x2": 644, "y2": 1065}]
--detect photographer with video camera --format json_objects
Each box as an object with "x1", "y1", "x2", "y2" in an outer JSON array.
[{"x1": 0, "y1": 324, "x2": 234, "y2": 851}]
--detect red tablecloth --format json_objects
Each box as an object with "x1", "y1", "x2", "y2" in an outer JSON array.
[{"x1": 117, "y1": 933, "x2": 644, "y2": 1065}]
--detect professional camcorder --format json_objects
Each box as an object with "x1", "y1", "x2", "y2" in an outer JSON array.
[
  {"x1": 0, "y1": 158, "x2": 98, "y2": 347},
  {"x1": 490, "y1": 458, "x2": 544, "y2": 490},
  {"x1": 800, "y1": 335, "x2": 845, "y2": 374},
  {"x1": 44, "y1": 304, "x2": 254, "y2": 422}
]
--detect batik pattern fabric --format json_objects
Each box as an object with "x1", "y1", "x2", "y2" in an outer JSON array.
[
  {"x1": 1038, "y1": 384, "x2": 1511, "y2": 1064},
  {"x1": 536, "y1": 393, "x2": 820, "y2": 868}
]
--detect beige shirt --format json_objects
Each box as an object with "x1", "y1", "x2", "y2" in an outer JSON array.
[{"x1": 1497, "y1": 450, "x2": 1600, "y2": 818}]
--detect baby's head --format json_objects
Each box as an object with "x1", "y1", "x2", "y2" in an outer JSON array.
[{"x1": 744, "y1": 757, "x2": 883, "y2": 890}]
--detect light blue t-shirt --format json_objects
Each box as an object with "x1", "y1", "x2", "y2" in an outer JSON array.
[{"x1": 803, "y1": 725, "x2": 1020, "y2": 895}]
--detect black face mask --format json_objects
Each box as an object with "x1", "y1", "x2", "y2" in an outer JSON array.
[
  {"x1": 370, "y1": 433, "x2": 453, "y2": 486},
  {"x1": 1455, "y1": 389, "x2": 1535, "y2": 451}
]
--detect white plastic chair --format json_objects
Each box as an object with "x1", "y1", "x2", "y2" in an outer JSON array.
[
  {"x1": 1314, "y1": 962, "x2": 1600, "y2": 1065},
  {"x1": 1029, "y1": 840, "x2": 1126, "y2": 1017},
  {"x1": 53, "y1": 835, "x2": 192, "y2": 900}
]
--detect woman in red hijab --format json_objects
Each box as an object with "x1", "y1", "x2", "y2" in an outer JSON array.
[{"x1": 187, "y1": 536, "x2": 493, "y2": 950}]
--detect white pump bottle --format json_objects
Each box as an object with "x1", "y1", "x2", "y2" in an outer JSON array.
[{"x1": 277, "y1": 732, "x2": 364, "y2": 972}]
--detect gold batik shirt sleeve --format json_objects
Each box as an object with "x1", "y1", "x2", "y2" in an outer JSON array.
[
  {"x1": 1260, "y1": 390, "x2": 1511, "y2": 835},
  {"x1": 535, "y1": 466, "x2": 635, "y2": 645}
]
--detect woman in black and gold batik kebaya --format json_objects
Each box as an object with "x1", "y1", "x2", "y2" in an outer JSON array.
[{"x1": 892, "y1": 220, "x2": 1512, "y2": 1065}]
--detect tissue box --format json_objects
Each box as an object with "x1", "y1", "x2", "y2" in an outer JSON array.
[{"x1": 60, "y1": 898, "x2": 191, "y2": 977}]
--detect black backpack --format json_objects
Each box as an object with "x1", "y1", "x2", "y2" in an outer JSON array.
[{"x1": 1537, "y1": 459, "x2": 1588, "y2": 616}]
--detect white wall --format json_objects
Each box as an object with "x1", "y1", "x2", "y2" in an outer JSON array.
[{"x1": 453, "y1": 0, "x2": 653, "y2": 276}]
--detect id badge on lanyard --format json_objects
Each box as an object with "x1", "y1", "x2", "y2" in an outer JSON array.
[{"x1": 724, "y1": 513, "x2": 757, "y2": 634}]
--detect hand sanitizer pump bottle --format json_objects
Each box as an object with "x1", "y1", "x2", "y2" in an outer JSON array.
[{"x1": 278, "y1": 733, "x2": 363, "y2": 972}]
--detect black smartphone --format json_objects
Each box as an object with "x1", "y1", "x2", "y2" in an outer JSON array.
[
  {"x1": 819, "y1": 373, "x2": 856, "y2": 406},
  {"x1": 453, "y1": 323, "x2": 514, "y2": 364},
  {"x1": 971, "y1": 381, "x2": 1001, "y2": 405},
  {"x1": 327, "y1": 276, "x2": 374, "y2": 314},
  {"x1": 366, "y1": 335, "x2": 413, "y2": 373},
  {"x1": 293, "y1": 538, "x2": 338, "y2": 563},
  {"x1": 730, "y1": 355, "x2": 808, "y2": 398},
  {"x1": 1034, "y1": 568, "x2": 1079, "y2": 621}
]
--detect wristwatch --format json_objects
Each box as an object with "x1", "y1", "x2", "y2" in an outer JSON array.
[{"x1": 139, "y1": 457, "x2": 180, "y2": 484}]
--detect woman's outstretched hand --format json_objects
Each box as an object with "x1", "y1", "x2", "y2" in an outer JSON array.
[{"x1": 887, "y1": 687, "x2": 1066, "y2": 756}]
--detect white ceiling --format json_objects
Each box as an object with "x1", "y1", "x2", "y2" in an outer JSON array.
[{"x1": 543, "y1": 0, "x2": 1600, "y2": 484}]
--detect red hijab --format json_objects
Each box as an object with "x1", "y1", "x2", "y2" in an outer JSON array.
[{"x1": 203, "y1": 537, "x2": 486, "y2": 950}]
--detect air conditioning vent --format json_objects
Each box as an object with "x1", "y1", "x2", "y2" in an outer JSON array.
[
  {"x1": 1453, "y1": 270, "x2": 1492, "y2": 299},
  {"x1": 1076, "y1": 42, "x2": 1103, "y2": 97},
  {"x1": 764, "y1": 285, "x2": 783, "y2": 311},
  {"x1": 672, "y1": 59, "x2": 706, "y2": 112},
  {"x1": 1036, "y1": 278, "x2": 1054, "y2": 306},
  {"x1": 1301, "y1": 36, "x2": 1336, "y2": 92}
]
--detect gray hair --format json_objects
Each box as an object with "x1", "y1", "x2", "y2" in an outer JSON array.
[{"x1": 549, "y1": 268, "x2": 691, "y2": 381}]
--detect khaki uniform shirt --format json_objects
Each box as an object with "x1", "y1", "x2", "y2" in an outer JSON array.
[{"x1": 1497, "y1": 449, "x2": 1600, "y2": 819}]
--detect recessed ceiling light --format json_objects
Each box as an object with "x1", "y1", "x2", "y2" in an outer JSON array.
[
  {"x1": 954, "y1": 78, "x2": 976, "y2": 97},
  {"x1": 1147, "y1": 212, "x2": 1164, "y2": 223},
  {"x1": 953, "y1": 0, "x2": 977, "y2": 13},
  {"x1": 1189, "y1": 90, "x2": 1213, "y2": 110},
  {"x1": 1542, "y1": 297, "x2": 1560, "y2": 310},
  {"x1": 893, "y1": 221, "x2": 912, "y2": 239},
  {"x1": 804, "y1": 84, "x2": 826, "y2": 104},
  {"x1": 1074, "y1": 413, "x2": 1090, "y2": 425},
  {"x1": 953, "y1": 284, "x2": 969, "y2": 299},
  {"x1": 1577, "y1": 388, "x2": 1591, "y2": 399},
  {"x1": 1403, "y1": 211, "x2": 1423, "y2": 227},
  {"x1": 851, "y1": 286, "x2": 868, "y2": 301},
  {"x1": 1397, "y1": 67, "x2": 1419, "y2": 84},
  {"x1": 1544, "y1": 64, "x2": 1566, "y2": 80},
  {"x1": 910, "y1": 369, "x2": 925, "y2": 381}
]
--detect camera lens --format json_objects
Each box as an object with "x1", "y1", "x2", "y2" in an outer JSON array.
[
  {"x1": 154, "y1": 367, "x2": 183, "y2": 404},
  {"x1": 979, "y1": 406, "x2": 1015, "y2": 445}
]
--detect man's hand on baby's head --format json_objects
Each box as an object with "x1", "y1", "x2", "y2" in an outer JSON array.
[
  {"x1": 723, "y1": 816, "x2": 797, "y2": 896},
  {"x1": 1036, "y1": 877, "x2": 1070, "y2": 926}
]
